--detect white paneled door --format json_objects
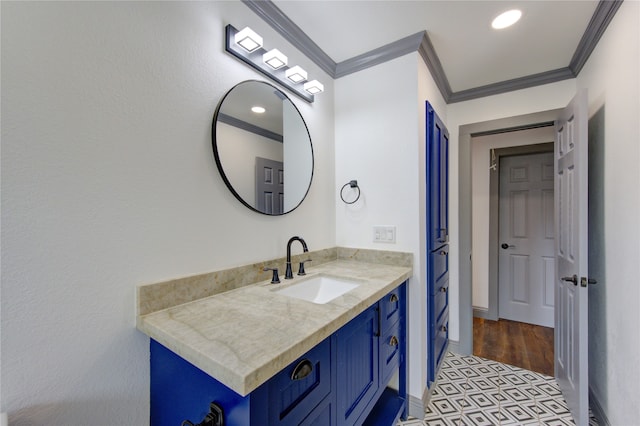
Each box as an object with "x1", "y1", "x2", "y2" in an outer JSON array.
[
  {"x1": 255, "y1": 157, "x2": 284, "y2": 215},
  {"x1": 555, "y1": 90, "x2": 589, "y2": 426},
  {"x1": 498, "y1": 152, "x2": 555, "y2": 328}
]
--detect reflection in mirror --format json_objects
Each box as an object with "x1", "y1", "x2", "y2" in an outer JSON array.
[{"x1": 212, "y1": 81, "x2": 314, "y2": 215}]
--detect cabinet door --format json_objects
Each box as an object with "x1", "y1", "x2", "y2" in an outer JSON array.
[
  {"x1": 150, "y1": 339, "x2": 256, "y2": 426},
  {"x1": 335, "y1": 306, "x2": 379, "y2": 425},
  {"x1": 300, "y1": 396, "x2": 334, "y2": 426},
  {"x1": 426, "y1": 101, "x2": 450, "y2": 251}
]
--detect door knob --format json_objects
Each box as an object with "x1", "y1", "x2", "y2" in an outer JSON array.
[
  {"x1": 561, "y1": 274, "x2": 578, "y2": 285},
  {"x1": 501, "y1": 243, "x2": 515, "y2": 249}
]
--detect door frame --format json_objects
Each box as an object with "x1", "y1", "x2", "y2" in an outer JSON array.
[
  {"x1": 458, "y1": 109, "x2": 562, "y2": 354},
  {"x1": 476, "y1": 142, "x2": 554, "y2": 321}
]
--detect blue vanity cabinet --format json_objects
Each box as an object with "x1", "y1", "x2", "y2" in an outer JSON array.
[
  {"x1": 150, "y1": 337, "x2": 331, "y2": 426},
  {"x1": 426, "y1": 101, "x2": 450, "y2": 386},
  {"x1": 299, "y1": 396, "x2": 335, "y2": 426},
  {"x1": 266, "y1": 339, "x2": 333, "y2": 426},
  {"x1": 149, "y1": 281, "x2": 407, "y2": 426},
  {"x1": 334, "y1": 305, "x2": 379, "y2": 425},
  {"x1": 378, "y1": 286, "x2": 404, "y2": 386},
  {"x1": 336, "y1": 284, "x2": 407, "y2": 426},
  {"x1": 361, "y1": 283, "x2": 407, "y2": 426}
]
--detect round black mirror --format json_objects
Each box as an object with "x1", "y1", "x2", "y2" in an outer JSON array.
[{"x1": 212, "y1": 81, "x2": 314, "y2": 215}]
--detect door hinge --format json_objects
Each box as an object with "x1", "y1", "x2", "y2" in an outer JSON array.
[{"x1": 580, "y1": 276, "x2": 597, "y2": 287}]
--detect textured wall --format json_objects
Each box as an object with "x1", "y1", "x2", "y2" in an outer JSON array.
[
  {"x1": 576, "y1": 1, "x2": 640, "y2": 423},
  {"x1": 1, "y1": 2, "x2": 335, "y2": 424}
]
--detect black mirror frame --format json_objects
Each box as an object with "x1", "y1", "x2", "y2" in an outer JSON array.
[{"x1": 211, "y1": 80, "x2": 314, "y2": 216}]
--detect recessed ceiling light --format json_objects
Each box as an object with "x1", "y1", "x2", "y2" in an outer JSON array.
[
  {"x1": 492, "y1": 9, "x2": 522, "y2": 29},
  {"x1": 251, "y1": 106, "x2": 266, "y2": 114}
]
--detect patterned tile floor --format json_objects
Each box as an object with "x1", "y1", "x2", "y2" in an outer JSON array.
[{"x1": 398, "y1": 352, "x2": 598, "y2": 426}]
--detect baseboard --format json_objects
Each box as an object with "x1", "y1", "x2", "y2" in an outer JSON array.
[
  {"x1": 447, "y1": 339, "x2": 461, "y2": 355},
  {"x1": 473, "y1": 307, "x2": 498, "y2": 321},
  {"x1": 408, "y1": 393, "x2": 425, "y2": 419},
  {"x1": 473, "y1": 307, "x2": 489, "y2": 318},
  {"x1": 589, "y1": 387, "x2": 610, "y2": 426},
  {"x1": 407, "y1": 340, "x2": 462, "y2": 419}
]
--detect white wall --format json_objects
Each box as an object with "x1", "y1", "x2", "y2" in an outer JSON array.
[
  {"x1": 575, "y1": 1, "x2": 640, "y2": 423},
  {"x1": 335, "y1": 53, "x2": 446, "y2": 401},
  {"x1": 0, "y1": 2, "x2": 335, "y2": 424},
  {"x1": 471, "y1": 126, "x2": 555, "y2": 310}
]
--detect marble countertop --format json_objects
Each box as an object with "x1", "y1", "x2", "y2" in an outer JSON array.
[{"x1": 136, "y1": 258, "x2": 411, "y2": 396}]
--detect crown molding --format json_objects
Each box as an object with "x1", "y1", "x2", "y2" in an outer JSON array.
[
  {"x1": 417, "y1": 32, "x2": 453, "y2": 102},
  {"x1": 242, "y1": 0, "x2": 623, "y2": 104},
  {"x1": 334, "y1": 31, "x2": 424, "y2": 78},
  {"x1": 241, "y1": 0, "x2": 336, "y2": 77},
  {"x1": 218, "y1": 113, "x2": 283, "y2": 143},
  {"x1": 448, "y1": 68, "x2": 576, "y2": 104},
  {"x1": 569, "y1": 0, "x2": 624, "y2": 75}
]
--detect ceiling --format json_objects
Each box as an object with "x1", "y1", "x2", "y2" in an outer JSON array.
[{"x1": 244, "y1": 0, "x2": 620, "y2": 103}]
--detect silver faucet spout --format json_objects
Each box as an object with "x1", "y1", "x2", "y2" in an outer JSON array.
[{"x1": 285, "y1": 236, "x2": 308, "y2": 279}]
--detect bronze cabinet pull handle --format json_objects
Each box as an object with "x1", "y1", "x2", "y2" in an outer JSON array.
[{"x1": 291, "y1": 359, "x2": 313, "y2": 380}]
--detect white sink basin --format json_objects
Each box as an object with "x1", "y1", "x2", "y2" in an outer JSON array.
[{"x1": 275, "y1": 275, "x2": 360, "y2": 304}]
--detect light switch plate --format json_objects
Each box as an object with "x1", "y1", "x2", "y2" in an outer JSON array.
[{"x1": 373, "y1": 226, "x2": 396, "y2": 243}]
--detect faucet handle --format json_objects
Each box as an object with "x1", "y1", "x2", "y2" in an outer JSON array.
[
  {"x1": 297, "y1": 259, "x2": 312, "y2": 276},
  {"x1": 263, "y1": 267, "x2": 280, "y2": 284}
]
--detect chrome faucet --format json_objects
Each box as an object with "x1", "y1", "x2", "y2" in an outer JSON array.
[{"x1": 285, "y1": 236, "x2": 309, "y2": 279}]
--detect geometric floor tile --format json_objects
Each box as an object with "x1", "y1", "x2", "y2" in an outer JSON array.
[{"x1": 397, "y1": 352, "x2": 600, "y2": 426}]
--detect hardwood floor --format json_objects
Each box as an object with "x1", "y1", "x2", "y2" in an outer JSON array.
[{"x1": 473, "y1": 317, "x2": 554, "y2": 376}]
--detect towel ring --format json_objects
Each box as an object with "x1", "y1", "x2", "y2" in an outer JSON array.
[{"x1": 340, "y1": 180, "x2": 360, "y2": 204}]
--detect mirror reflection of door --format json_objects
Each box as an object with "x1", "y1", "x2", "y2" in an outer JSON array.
[{"x1": 255, "y1": 157, "x2": 284, "y2": 215}]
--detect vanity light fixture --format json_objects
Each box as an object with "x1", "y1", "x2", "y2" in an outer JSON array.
[
  {"x1": 303, "y1": 80, "x2": 324, "y2": 95},
  {"x1": 285, "y1": 66, "x2": 308, "y2": 83},
  {"x1": 234, "y1": 27, "x2": 263, "y2": 52},
  {"x1": 224, "y1": 24, "x2": 323, "y2": 103},
  {"x1": 491, "y1": 9, "x2": 522, "y2": 29},
  {"x1": 263, "y1": 49, "x2": 288, "y2": 69}
]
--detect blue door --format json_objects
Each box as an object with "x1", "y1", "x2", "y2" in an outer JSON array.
[
  {"x1": 426, "y1": 101, "x2": 449, "y2": 385},
  {"x1": 426, "y1": 102, "x2": 449, "y2": 251}
]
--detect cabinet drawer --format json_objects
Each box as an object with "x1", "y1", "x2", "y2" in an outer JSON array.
[
  {"x1": 429, "y1": 247, "x2": 449, "y2": 295},
  {"x1": 379, "y1": 287, "x2": 403, "y2": 333},
  {"x1": 433, "y1": 309, "x2": 449, "y2": 372},
  {"x1": 380, "y1": 319, "x2": 401, "y2": 385},
  {"x1": 268, "y1": 338, "x2": 331, "y2": 426},
  {"x1": 434, "y1": 279, "x2": 449, "y2": 323}
]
